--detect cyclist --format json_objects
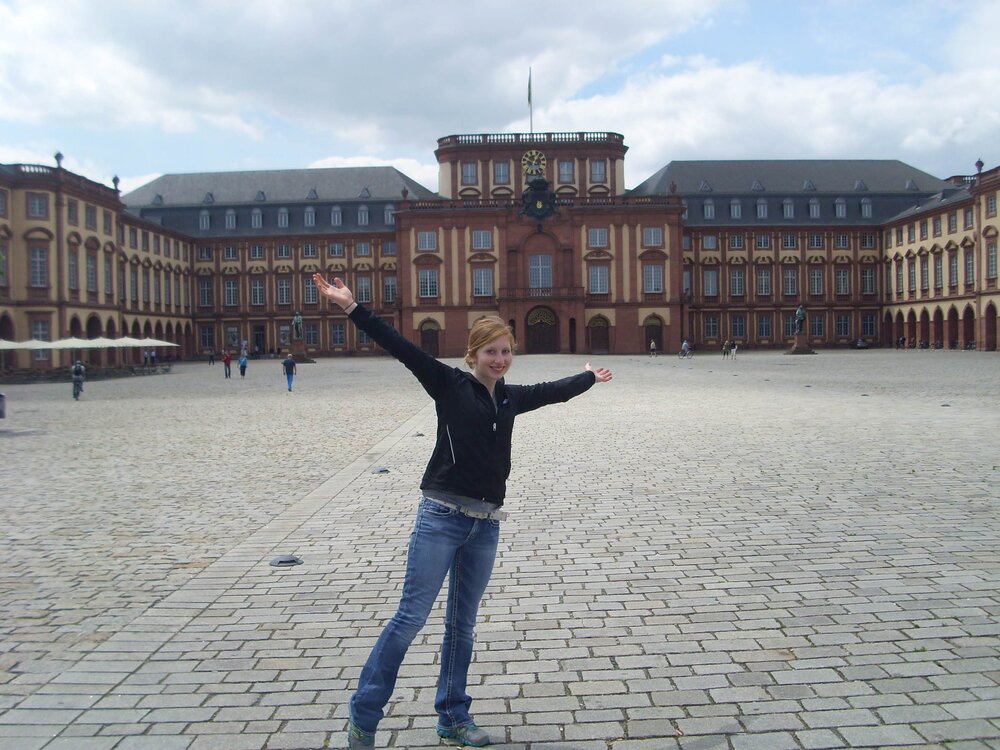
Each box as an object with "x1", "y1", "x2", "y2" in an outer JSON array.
[
  {"x1": 71, "y1": 360, "x2": 86, "y2": 400},
  {"x1": 680, "y1": 339, "x2": 691, "y2": 359}
]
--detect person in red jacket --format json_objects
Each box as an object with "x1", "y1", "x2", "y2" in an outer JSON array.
[
  {"x1": 314, "y1": 274, "x2": 611, "y2": 749},
  {"x1": 222, "y1": 350, "x2": 232, "y2": 379}
]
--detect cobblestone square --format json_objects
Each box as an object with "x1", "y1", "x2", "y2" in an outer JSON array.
[{"x1": 1, "y1": 350, "x2": 998, "y2": 749}]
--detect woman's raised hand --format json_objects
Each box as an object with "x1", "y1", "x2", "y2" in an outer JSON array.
[
  {"x1": 313, "y1": 274, "x2": 355, "y2": 310},
  {"x1": 585, "y1": 362, "x2": 613, "y2": 383}
]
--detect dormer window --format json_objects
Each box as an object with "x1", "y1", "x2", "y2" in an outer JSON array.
[
  {"x1": 307, "y1": 188, "x2": 318, "y2": 200},
  {"x1": 225, "y1": 209, "x2": 236, "y2": 229},
  {"x1": 782, "y1": 199, "x2": 794, "y2": 219},
  {"x1": 861, "y1": 197, "x2": 872, "y2": 219},
  {"x1": 152, "y1": 194, "x2": 163, "y2": 206},
  {"x1": 202, "y1": 193, "x2": 214, "y2": 204},
  {"x1": 703, "y1": 199, "x2": 715, "y2": 220},
  {"x1": 751, "y1": 179, "x2": 764, "y2": 191},
  {"x1": 278, "y1": 208, "x2": 289, "y2": 228},
  {"x1": 255, "y1": 191, "x2": 266, "y2": 201},
  {"x1": 756, "y1": 199, "x2": 768, "y2": 219},
  {"x1": 252, "y1": 208, "x2": 262, "y2": 228},
  {"x1": 835, "y1": 198, "x2": 847, "y2": 218},
  {"x1": 803, "y1": 179, "x2": 816, "y2": 191},
  {"x1": 809, "y1": 198, "x2": 820, "y2": 218},
  {"x1": 331, "y1": 206, "x2": 342, "y2": 226},
  {"x1": 304, "y1": 206, "x2": 315, "y2": 227},
  {"x1": 358, "y1": 205, "x2": 369, "y2": 226},
  {"x1": 699, "y1": 180, "x2": 713, "y2": 192},
  {"x1": 358, "y1": 187, "x2": 371, "y2": 199},
  {"x1": 199, "y1": 210, "x2": 210, "y2": 230},
  {"x1": 729, "y1": 200, "x2": 742, "y2": 219},
  {"x1": 854, "y1": 179, "x2": 868, "y2": 191},
  {"x1": 384, "y1": 204, "x2": 395, "y2": 225}
]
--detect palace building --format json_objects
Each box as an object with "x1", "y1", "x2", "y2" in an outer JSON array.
[{"x1": 1, "y1": 133, "x2": 998, "y2": 369}]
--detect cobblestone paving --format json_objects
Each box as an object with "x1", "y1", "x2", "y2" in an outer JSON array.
[{"x1": 0, "y1": 349, "x2": 998, "y2": 749}]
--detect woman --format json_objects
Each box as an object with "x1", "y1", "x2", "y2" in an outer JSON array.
[{"x1": 313, "y1": 274, "x2": 612, "y2": 749}]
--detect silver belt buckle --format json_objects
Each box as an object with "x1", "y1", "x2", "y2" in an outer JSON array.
[{"x1": 462, "y1": 507, "x2": 507, "y2": 522}]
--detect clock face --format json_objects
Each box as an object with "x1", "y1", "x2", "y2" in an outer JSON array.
[{"x1": 521, "y1": 149, "x2": 547, "y2": 175}]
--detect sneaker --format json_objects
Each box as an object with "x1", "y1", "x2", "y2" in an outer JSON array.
[
  {"x1": 347, "y1": 719, "x2": 375, "y2": 749},
  {"x1": 436, "y1": 721, "x2": 491, "y2": 747}
]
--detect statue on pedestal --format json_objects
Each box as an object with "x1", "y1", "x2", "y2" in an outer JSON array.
[
  {"x1": 794, "y1": 304, "x2": 806, "y2": 334},
  {"x1": 292, "y1": 311, "x2": 303, "y2": 340}
]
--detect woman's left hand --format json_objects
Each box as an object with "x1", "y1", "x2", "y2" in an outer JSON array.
[{"x1": 585, "y1": 363, "x2": 613, "y2": 383}]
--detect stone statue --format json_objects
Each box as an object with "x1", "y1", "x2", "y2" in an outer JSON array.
[
  {"x1": 292, "y1": 311, "x2": 303, "y2": 340},
  {"x1": 794, "y1": 304, "x2": 806, "y2": 334}
]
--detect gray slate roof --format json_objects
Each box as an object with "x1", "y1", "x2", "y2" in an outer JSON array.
[
  {"x1": 631, "y1": 160, "x2": 951, "y2": 196},
  {"x1": 886, "y1": 186, "x2": 972, "y2": 223},
  {"x1": 122, "y1": 166, "x2": 437, "y2": 208}
]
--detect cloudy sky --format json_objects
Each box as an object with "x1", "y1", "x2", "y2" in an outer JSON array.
[{"x1": 1, "y1": 0, "x2": 997, "y2": 194}]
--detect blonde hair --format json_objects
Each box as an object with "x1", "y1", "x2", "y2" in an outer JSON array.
[{"x1": 464, "y1": 316, "x2": 516, "y2": 368}]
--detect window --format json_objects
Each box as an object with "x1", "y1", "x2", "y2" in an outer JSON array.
[
  {"x1": 683, "y1": 268, "x2": 691, "y2": 294},
  {"x1": 730, "y1": 200, "x2": 742, "y2": 219},
  {"x1": 809, "y1": 199, "x2": 820, "y2": 219},
  {"x1": 704, "y1": 315, "x2": 719, "y2": 338},
  {"x1": 862, "y1": 314, "x2": 876, "y2": 337},
  {"x1": 223, "y1": 245, "x2": 237, "y2": 260},
  {"x1": 225, "y1": 279, "x2": 239, "y2": 306},
  {"x1": 643, "y1": 227, "x2": 663, "y2": 247},
  {"x1": 588, "y1": 228, "x2": 608, "y2": 248},
  {"x1": 702, "y1": 268, "x2": 719, "y2": 296},
  {"x1": 329, "y1": 242, "x2": 345, "y2": 257},
  {"x1": 355, "y1": 276, "x2": 372, "y2": 303},
  {"x1": 756, "y1": 199, "x2": 767, "y2": 219},
  {"x1": 729, "y1": 234, "x2": 744, "y2": 249},
  {"x1": 588, "y1": 265, "x2": 609, "y2": 294},
  {"x1": 472, "y1": 230, "x2": 493, "y2": 250},
  {"x1": 861, "y1": 198, "x2": 872, "y2": 219},
  {"x1": 529, "y1": 254, "x2": 552, "y2": 289},
  {"x1": 356, "y1": 242, "x2": 371, "y2": 256},
  {"x1": 896, "y1": 262, "x2": 904, "y2": 294},
  {"x1": 302, "y1": 243, "x2": 317, "y2": 258},
  {"x1": 66, "y1": 200, "x2": 78, "y2": 223},
  {"x1": 225, "y1": 210, "x2": 236, "y2": 229},
  {"x1": 988, "y1": 241, "x2": 997, "y2": 280},
  {"x1": 809, "y1": 268, "x2": 823, "y2": 297},
  {"x1": 987, "y1": 195, "x2": 997, "y2": 216},
  {"x1": 130, "y1": 269, "x2": 137, "y2": 302},
  {"x1": 908, "y1": 224, "x2": 915, "y2": 243},
  {"x1": 782, "y1": 199, "x2": 794, "y2": 219},
  {"x1": 964, "y1": 207, "x2": 974, "y2": 229},
  {"x1": 494, "y1": 162, "x2": 510, "y2": 185},
  {"x1": 30, "y1": 247, "x2": 48, "y2": 287},
  {"x1": 358, "y1": 329, "x2": 372, "y2": 346},
  {"x1": 103, "y1": 210, "x2": 112, "y2": 235},
  {"x1": 104, "y1": 257, "x2": 113, "y2": 295},
  {"x1": 305, "y1": 323, "x2": 319, "y2": 346},
  {"x1": 948, "y1": 212, "x2": 957, "y2": 233},
  {"x1": 199, "y1": 278, "x2": 213, "y2": 306},
  {"x1": 251, "y1": 279, "x2": 265, "y2": 305},
  {"x1": 703, "y1": 200, "x2": 715, "y2": 220},
  {"x1": 252, "y1": 209, "x2": 262, "y2": 228},
  {"x1": 590, "y1": 159, "x2": 607, "y2": 182},
  {"x1": 384, "y1": 205, "x2": 395, "y2": 225},
  {"x1": 0, "y1": 190, "x2": 7, "y2": 217},
  {"x1": 784, "y1": 314, "x2": 797, "y2": 337},
  {"x1": 199, "y1": 325, "x2": 214, "y2": 350},
  {"x1": 199, "y1": 211, "x2": 210, "y2": 230},
  {"x1": 782, "y1": 234, "x2": 797, "y2": 249},
  {"x1": 331, "y1": 206, "x2": 342, "y2": 226},
  {"x1": 330, "y1": 322, "x2": 346, "y2": 346},
  {"x1": 473, "y1": 267, "x2": 494, "y2": 297},
  {"x1": 810, "y1": 314, "x2": 824, "y2": 337},
  {"x1": 27, "y1": 192, "x2": 48, "y2": 218},
  {"x1": 896, "y1": 227, "x2": 904, "y2": 244},
  {"x1": 835, "y1": 234, "x2": 849, "y2": 249},
  {"x1": 756, "y1": 267, "x2": 771, "y2": 296},
  {"x1": 418, "y1": 268, "x2": 439, "y2": 297},
  {"x1": 861, "y1": 267, "x2": 875, "y2": 294},
  {"x1": 86, "y1": 254, "x2": 97, "y2": 292},
  {"x1": 417, "y1": 231, "x2": 437, "y2": 251},
  {"x1": 933, "y1": 217, "x2": 942, "y2": 236},
  {"x1": 965, "y1": 250, "x2": 975, "y2": 285},
  {"x1": 382, "y1": 240, "x2": 396, "y2": 256},
  {"x1": 836, "y1": 267, "x2": 851, "y2": 295},
  {"x1": 783, "y1": 267, "x2": 798, "y2": 296},
  {"x1": 278, "y1": 208, "x2": 289, "y2": 228},
  {"x1": 731, "y1": 314, "x2": 746, "y2": 338},
  {"x1": 919, "y1": 220, "x2": 928, "y2": 240},
  {"x1": 755, "y1": 234, "x2": 770, "y2": 249},
  {"x1": 277, "y1": 277, "x2": 292, "y2": 305},
  {"x1": 358, "y1": 205, "x2": 369, "y2": 225},
  {"x1": 558, "y1": 160, "x2": 574, "y2": 183},
  {"x1": 836, "y1": 314, "x2": 850, "y2": 337},
  {"x1": 85, "y1": 205, "x2": 97, "y2": 230},
  {"x1": 809, "y1": 234, "x2": 823, "y2": 249},
  {"x1": 304, "y1": 275, "x2": 318, "y2": 304},
  {"x1": 934, "y1": 255, "x2": 943, "y2": 289},
  {"x1": 644, "y1": 264, "x2": 664, "y2": 293},
  {"x1": 949, "y1": 254, "x2": 958, "y2": 287},
  {"x1": 920, "y1": 258, "x2": 929, "y2": 291},
  {"x1": 835, "y1": 198, "x2": 846, "y2": 218},
  {"x1": 758, "y1": 313, "x2": 772, "y2": 338},
  {"x1": 730, "y1": 268, "x2": 745, "y2": 296},
  {"x1": 861, "y1": 233, "x2": 875, "y2": 249},
  {"x1": 142, "y1": 232, "x2": 150, "y2": 251},
  {"x1": 703, "y1": 234, "x2": 717, "y2": 250},
  {"x1": 250, "y1": 244, "x2": 264, "y2": 259},
  {"x1": 164, "y1": 272, "x2": 171, "y2": 306},
  {"x1": 462, "y1": 162, "x2": 478, "y2": 185},
  {"x1": 683, "y1": 234, "x2": 691, "y2": 249},
  {"x1": 1, "y1": 244, "x2": 10, "y2": 287},
  {"x1": 198, "y1": 246, "x2": 212, "y2": 261},
  {"x1": 304, "y1": 207, "x2": 315, "y2": 227},
  {"x1": 153, "y1": 274, "x2": 162, "y2": 304},
  {"x1": 383, "y1": 275, "x2": 397, "y2": 302},
  {"x1": 68, "y1": 250, "x2": 78, "y2": 290}
]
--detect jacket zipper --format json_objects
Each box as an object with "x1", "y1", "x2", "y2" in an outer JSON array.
[{"x1": 446, "y1": 424, "x2": 457, "y2": 464}]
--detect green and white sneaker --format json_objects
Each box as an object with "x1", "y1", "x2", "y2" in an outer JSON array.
[
  {"x1": 347, "y1": 719, "x2": 375, "y2": 748},
  {"x1": 436, "y1": 721, "x2": 491, "y2": 747}
]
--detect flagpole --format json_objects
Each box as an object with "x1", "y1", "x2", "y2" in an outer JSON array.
[{"x1": 528, "y1": 67, "x2": 533, "y2": 134}]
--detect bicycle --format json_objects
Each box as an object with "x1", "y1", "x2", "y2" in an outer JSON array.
[
  {"x1": 677, "y1": 349, "x2": 693, "y2": 359},
  {"x1": 72, "y1": 377, "x2": 83, "y2": 400}
]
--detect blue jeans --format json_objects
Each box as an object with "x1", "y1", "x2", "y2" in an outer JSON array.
[
  {"x1": 285, "y1": 372, "x2": 294, "y2": 390},
  {"x1": 350, "y1": 497, "x2": 500, "y2": 734}
]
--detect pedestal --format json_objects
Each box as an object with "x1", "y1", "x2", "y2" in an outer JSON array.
[
  {"x1": 290, "y1": 338, "x2": 315, "y2": 363},
  {"x1": 786, "y1": 331, "x2": 816, "y2": 355}
]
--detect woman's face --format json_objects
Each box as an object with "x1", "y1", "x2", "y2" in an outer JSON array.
[{"x1": 472, "y1": 335, "x2": 513, "y2": 386}]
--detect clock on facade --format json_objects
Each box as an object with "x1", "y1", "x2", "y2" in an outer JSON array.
[{"x1": 521, "y1": 149, "x2": 547, "y2": 175}]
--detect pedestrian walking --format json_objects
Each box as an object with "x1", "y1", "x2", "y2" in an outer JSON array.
[
  {"x1": 222, "y1": 351, "x2": 232, "y2": 379},
  {"x1": 722, "y1": 340, "x2": 730, "y2": 358},
  {"x1": 649, "y1": 339, "x2": 657, "y2": 357},
  {"x1": 281, "y1": 352, "x2": 297, "y2": 391},
  {"x1": 313, "y1": 273, "x2": 613, "y2": 750},
  {"x1": 71, "y1": 360, "x2": 86, "y2": 400},
  {"x1": 238, "y1": 353, "x2": 248, "y2": 379},
  {"x1": 208, "y1": 350, "x2": 215, "y2": 365},
  {"x1": 731, "y1": 341, "x2": 738, "y2": 360}
]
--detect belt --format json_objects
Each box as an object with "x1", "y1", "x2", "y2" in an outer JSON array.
[{"x1": 424, "y1": 497, "x2": 508, "y2": 522}]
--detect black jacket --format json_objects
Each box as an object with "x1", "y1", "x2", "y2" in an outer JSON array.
[{"x1": 349, "y1": 304, "x2": 596, "y2": 506}]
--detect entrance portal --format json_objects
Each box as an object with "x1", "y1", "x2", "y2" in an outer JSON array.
[{"x1": 526, "y1": 307, "x2": 558, "y2": 353}]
